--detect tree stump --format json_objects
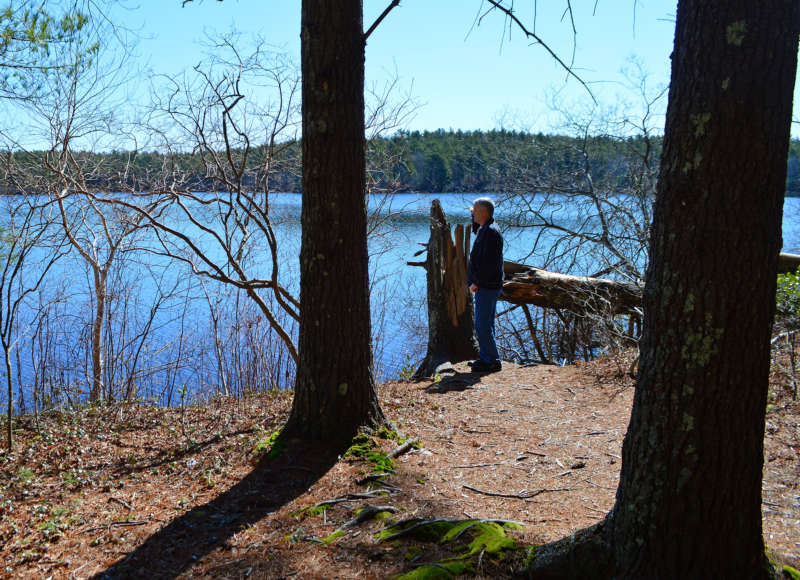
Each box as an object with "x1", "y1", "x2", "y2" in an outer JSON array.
[{"x1": 409, "y1": 200, "x2": 478, "y2": 378}]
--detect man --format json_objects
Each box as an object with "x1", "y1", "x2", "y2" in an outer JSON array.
[{"x1": 467, "y1": 197, "x2": 504, "y2": 373}]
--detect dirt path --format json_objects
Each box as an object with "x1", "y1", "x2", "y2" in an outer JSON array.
[{"x1": 0, "y1": 354, "x2": 797, "y2": 579}]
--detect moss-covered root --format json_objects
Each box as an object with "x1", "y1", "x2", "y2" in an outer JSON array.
[
  {"x1": 523, "y1": 523, "x2": 612, "y2": 580},
  {"x1": 783, "y1": 565, "x2": 800, "y2": 580},
  {"x1": 379, "y1": 518, "x2": 523, "y2": 579}
]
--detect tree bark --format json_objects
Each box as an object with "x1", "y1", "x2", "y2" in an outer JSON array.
[
  {"x1": 525, "y1": 2, "x2": 799, "y2": 578},
  {"x1": 4, "y1": 342, "x2": 12, "y2": 449},
  {"x1": 90, "y1": 268, "x2": 106, "y2": 403},
  {"x1": 411, "y1": 199, "x2": 478, "y2": 378},
  {"x1": 606, "y1": 2, "x2": 799, "y2": 577},
  {"x1": 502, "y1": 261, "x2": 643, "y2": 316},
  {"x1": 282, "y1": 0, "x2": 385, "y2": 445}
]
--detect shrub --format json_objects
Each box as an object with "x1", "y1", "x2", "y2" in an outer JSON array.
[{"x1": 776, "y1": 270, "x2": 800, "y2": 329}]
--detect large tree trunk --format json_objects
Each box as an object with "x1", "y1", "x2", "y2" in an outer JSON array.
[
  {"x1": 282, "y1": 0, "x2": 385, "y2": 445},
  {"x1": 608, "y1": 2, "x2": 799, "y2": 577},
  {"x1": 410, "y1": 200, "x2": 478, "y2": 378},
  {"x1": 527, "y1": 2, "x2": 799, "y2": 578}
]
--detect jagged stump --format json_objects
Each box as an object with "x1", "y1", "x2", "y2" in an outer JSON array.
[{"x1": 409, "y1": 200, "x2": 478, "y2": 378}]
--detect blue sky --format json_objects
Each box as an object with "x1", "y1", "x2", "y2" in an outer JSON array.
[{"x1": 126, "y1": 1, "x2": 681, "y2": 134}]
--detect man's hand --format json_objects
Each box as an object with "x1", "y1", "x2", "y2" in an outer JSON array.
[{"x1": 470, "y1": 284, "x2": 478, "y2": 292}]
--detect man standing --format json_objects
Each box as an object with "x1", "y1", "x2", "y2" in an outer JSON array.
[{"x1": 467, "y1": 197, "x2": 504, "y2": 373}]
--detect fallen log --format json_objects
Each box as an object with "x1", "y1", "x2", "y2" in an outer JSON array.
[
  {"x1": 503, "y1": 252, "x2": 796, "y2": 315},
  {"x1": 778, "y1": 252, "x2": 800, "y2": 274},
  {"x1": 501, "y1": 261, "x2": 643, "y2": 316}
]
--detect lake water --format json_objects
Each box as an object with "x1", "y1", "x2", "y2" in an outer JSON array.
[{"x1": 4, "y1": 193, "x2": 800, "y2": 410}]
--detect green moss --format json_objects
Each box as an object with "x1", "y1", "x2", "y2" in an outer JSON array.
[
  {"x1": 376, "y1": 519, "x2": 455, "y2": 542},
  {"x1": 783, "y1": 565, "x2": 800, "y2": 580},
  {"x1": 320, "y1": 529, "x2": 345, "y2": 544},
  {"x1": 377, "y1": 518, "x2": 522, "y2": 548},
  {"x1": 344, "y1": 433, "x2": 396, "y2": 473},
  {"x1": 393, "y1": 560, "x2": 474, "y2": 580},
  {"x1": 290, "y1": 502, "x2": 329, "y2": 521},
  {"x1": 767, "y1": 547, "x2": 780, "y2": 568},
  {"x1": 681, "y1": 313, "x2": 724, "y2": 368},
  {"x1": 464, "y1": 522, "x2": 517, "y2": 555},
  {"x1": 344, "y1": 433, "x2": 373, "y2": 458},
  {"x1": 522, "y1": 545, "x2": 538, "y2": 568},
  {"x1": 377, "y1": 426, "x2": 401, "y2": 441},
  {"x1": 405, "y1": 545, "x2": 423, "y2": 561},
  {"x1": 367, "y1": 451, "x2": 395, "y2": 473},
  {"x1": 726, "y1": 20, "x2": 747, "y2": 46},
  {"x1": 251, "y1": 429, "x2": 284, "y2": 459},
  {"x1": 379, "y1": 517, "x2": 522, "y2": 579}
]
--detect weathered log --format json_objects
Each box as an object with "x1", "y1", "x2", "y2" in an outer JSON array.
[
  {"x1": 778, "y1": 252, "x2": 800, "y2": 274},
  {"x1": 411, "y1": 200, "x2": 478, "y2": 378},
  {"x1": 501, "y1": 261, "x2": 643, "y2": 316}
]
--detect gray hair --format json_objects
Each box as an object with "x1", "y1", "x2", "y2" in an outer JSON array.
[{"x1": 472, "y1": 196, "x2": 495, "y2": 217}]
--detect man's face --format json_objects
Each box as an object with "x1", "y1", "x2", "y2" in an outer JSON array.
[{"x1": 471, "y1": 204, "x2": 490, "y2": 226}]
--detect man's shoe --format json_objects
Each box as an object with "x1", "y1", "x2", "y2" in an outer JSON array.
[
  {"x1": 469, "y1": 359, "x2": 490, "y2": 372},
  {"x1": 487, "y1": 361, "x2": 502, "y2": 373},
  {"x1": 470, "y1": 360, "x2": 502, "y2": 373}
]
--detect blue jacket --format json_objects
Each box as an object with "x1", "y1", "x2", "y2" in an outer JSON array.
[{"x1": 467, "y1": 217, "x2": 504, "y2": 290}]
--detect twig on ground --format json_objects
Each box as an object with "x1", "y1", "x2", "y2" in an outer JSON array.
[
  {"x1": 108, "y1": 496, "x2": 133, "y2": 511},
  {"x1": 356, "y1": 472, "x2": 391, "y2": 485},
  {"x1": 462, "y1": 484, "x2": 570, "y2": 499},
  {"x1": 454, "y1": 461, "x2": 508, "y2": 469},
  {"x1": 585, "y1": 506, "x2": 608, "y2": 514},
  {"x1": 83, "y1": 521, "x2": 149, "y2": 534},
  {"x1": 311, "y1": 490, "x2": 396, "y2": 511},
  {"x1": 388, "y1": 438, "x2": 419, "y2": 458},
  {"x1": 339, "y1": 504, "x2": 398, "y2": 529},
  {"x1": 524, "y1": 450, "x2": 549, "y2": 457},
  {"x1": 585, "y1": 479, "x2": 615, "y2": 490}
]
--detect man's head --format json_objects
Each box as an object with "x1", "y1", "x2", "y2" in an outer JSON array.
[{"x1": 470, "y1": 197, "x2": 495, "y2": 226}]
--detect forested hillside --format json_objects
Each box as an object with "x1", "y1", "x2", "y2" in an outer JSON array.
[{"x1": 10, "y1": 131, "x2": 799, "y2": 195}]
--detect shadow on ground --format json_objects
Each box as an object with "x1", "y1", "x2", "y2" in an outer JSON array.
[
  {"x1": 92, "y1": 442, "x2": 340, "y2": 580},
  {"x1": 423, "y1": 371, "x2": 485, "y2": 393}
]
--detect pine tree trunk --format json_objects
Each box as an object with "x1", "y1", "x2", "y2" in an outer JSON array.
[
  {"x1": 608, "y1": 2, "x2": 799, "y2": 577},
  {"x1": 412, "y1": 199, "x2": 478, "y2": 378},
  {"x1": 282, "y1": 0, "x2": 385, "y2": 445}
]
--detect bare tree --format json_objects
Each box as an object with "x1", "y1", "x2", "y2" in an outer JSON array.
[
  {"x1": 0, "y1": 192, "x2": 67, "y2": 448},
  {"x1": 487, "y1": 68, "x2": 665, "y2": 364},
  {"x1": 100, "y1": 37, "x2": 304, "y2": 365}
]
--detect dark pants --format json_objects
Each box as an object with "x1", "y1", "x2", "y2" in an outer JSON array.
[{"x1": 474, "y1": 288, "x2": 501, "y2": 363}]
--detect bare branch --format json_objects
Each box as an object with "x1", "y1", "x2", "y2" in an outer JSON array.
[
  {"x1": 480, "y1": 0, "x2": 595, "y2": 103},
  {"x1": 365, "y1": 0, "x2": 402, "y2": 41}
]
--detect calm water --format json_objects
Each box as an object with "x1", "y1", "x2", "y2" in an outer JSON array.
[{"x1": 4, "y1": 193, "x2": 800, "y2": 409}]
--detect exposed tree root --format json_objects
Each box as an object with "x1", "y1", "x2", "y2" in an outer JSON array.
[{"x1": 522, "y1": 522, "x2": 612, "y2": 580}]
